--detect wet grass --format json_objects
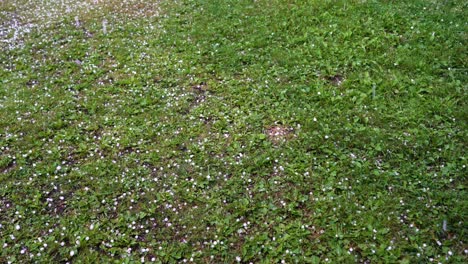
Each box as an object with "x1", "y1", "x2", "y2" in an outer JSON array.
[{"x1": 0, "y1": 0, "x2": 467, "y2": 263}]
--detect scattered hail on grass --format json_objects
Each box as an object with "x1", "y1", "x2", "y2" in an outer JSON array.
[
  {"x1": 0, "y1": 0, "x2": 465, "y2": 262},
  {"x1": 0, "y1": 0, "x2": 160, "y2": 50}
]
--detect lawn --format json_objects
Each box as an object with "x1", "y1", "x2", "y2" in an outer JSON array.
[{"x1": 0, "y1": 0, "x2": 466, "y2": 263}]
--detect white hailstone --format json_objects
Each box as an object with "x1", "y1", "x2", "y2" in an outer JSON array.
[
  {"x1": 74, "y1": 16, "x2": 80, "y2": 27},
  {"x1": 56, "y1": 165, "x2": 61, "y2": 171},
  {"x1": 15, "y1": 225, "x2": 20, "y2": 230},
  {"x1": 70, "y1": 250, "x2": 75, "y2": 257},
  {"x1": 235, "y1": 256, "x2": 241, "y2": 262}
]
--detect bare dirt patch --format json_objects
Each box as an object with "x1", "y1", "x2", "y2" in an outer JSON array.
[
  {"x1": 325, "y1": 74, "x2": 345, "y2": 86},
  {"x1": 265, "y1": 125, "x2": 294, "y2": 143}
]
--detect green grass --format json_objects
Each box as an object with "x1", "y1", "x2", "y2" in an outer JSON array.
[{"x1": 0, "y1": 0, "x2": 467, "y2": 263}]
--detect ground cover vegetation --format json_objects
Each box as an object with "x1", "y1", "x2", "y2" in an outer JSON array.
[{"x1": 0, "y1": 0, "x2": 466, "y2": 262}]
